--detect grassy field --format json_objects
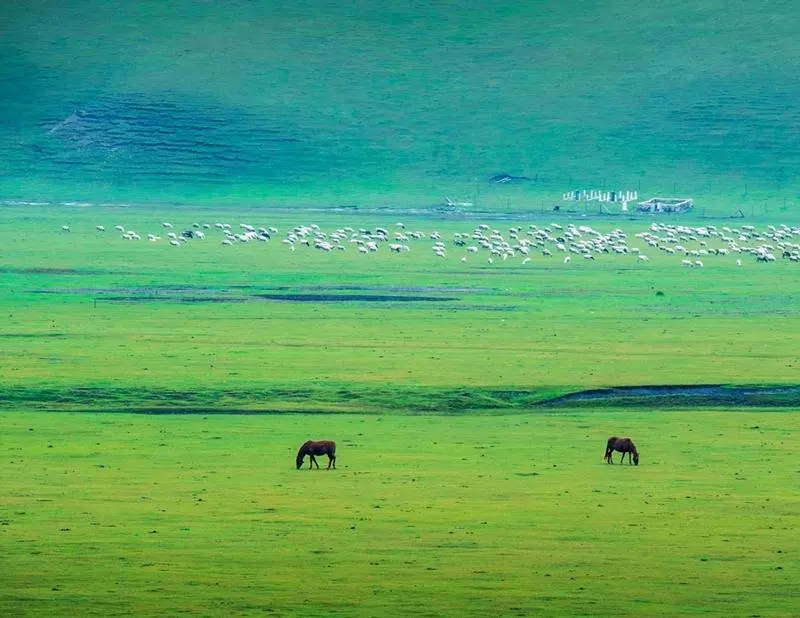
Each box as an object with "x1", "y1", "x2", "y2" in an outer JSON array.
[
  {"x1": 4, "y1": 3, "x2": 799, "y2": 613},
  {"x1": 2, "y1": 205, "x2": 800, "y2": 410},
  {"x1": 3, "y1": 410, "x2": 799, "y2": 617},
  {"x1": 2, "y1": 205, "x2": 800, "y2": 616}
]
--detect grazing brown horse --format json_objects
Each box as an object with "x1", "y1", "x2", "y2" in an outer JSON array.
[
  {"x1": 296, "y1": 440, "x2": 336, "y2": 470},
  {"x1": 604, "y1": 436, "x2": 639, "y2": 465}
]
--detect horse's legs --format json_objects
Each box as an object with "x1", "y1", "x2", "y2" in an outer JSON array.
[{"x1": 309, "y1": 454, "x2": 319, "y2": 469}]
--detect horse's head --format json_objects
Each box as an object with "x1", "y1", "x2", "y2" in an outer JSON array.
[
  {"x1": 296, "y1": 454, "x2": 304, "y2": 469},
  {"x1": 633, "y1": 452, "x2": 640, "y2": 466}
]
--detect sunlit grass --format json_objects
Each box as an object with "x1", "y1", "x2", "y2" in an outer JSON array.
[{"x1": 2, "y1": 410, "x2": 798, "y2": 617}]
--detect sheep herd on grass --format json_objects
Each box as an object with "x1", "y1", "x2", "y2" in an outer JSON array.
[{"x1": 66, "y1": 219, "x2": 800, "y2": 267}]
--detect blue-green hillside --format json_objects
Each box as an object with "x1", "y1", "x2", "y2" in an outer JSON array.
[{"x1": 1, "y1": 0, "x2": 798, "y2": 210}]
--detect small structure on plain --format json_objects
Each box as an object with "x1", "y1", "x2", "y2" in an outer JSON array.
[{"x1": 636, "y1": 197, "x2": 695, "y2": 214}]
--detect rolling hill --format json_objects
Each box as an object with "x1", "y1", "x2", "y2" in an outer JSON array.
[{"x1": 1, "y1": 0, "x2": 798, "y2": 211}]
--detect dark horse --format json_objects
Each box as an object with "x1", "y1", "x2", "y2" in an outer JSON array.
[
  {"x1": 296, "y1": 440, "x2": 336, "y2": 470},
  {"x1": 604, "y1": 436, "x2": 639, "y2": 465}
]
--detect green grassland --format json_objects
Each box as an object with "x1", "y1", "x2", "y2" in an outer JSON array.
[
  {"x1": 3, "y1": 411, "x2": 799, "y2": 617},
  {"x1": 2, "y1": 206, "x2": 800, "y2": 411},
  {"x1": 2, "y1": 206, "x2": 800, "y2": 616},
  {"x1": 4, "y1": 2, "x2": 800, "y2": 613}
]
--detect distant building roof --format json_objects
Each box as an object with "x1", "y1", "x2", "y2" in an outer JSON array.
[{"x1": 636, "y1": 197, "x2": 694, "y2": 213}]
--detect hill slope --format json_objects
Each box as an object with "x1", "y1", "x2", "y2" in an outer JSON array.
[{"x1": 1, "y1": 0, "x2": 798, "y2": 209}]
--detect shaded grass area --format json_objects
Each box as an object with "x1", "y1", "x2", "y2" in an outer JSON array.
[
  {"x1": 0, "y1": 385, "x2": 562, "y2": 414},
  {"x1": 3, "y1": 384, "x2": 800, "y2": 414},
  {"x1": 2, "y1": 410, "x2": 798, "y2": 617},
  {"x1": 542, "y1": 384, "x2": 800, "y2": 409}
]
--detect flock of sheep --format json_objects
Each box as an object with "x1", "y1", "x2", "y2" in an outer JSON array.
[{"x1": 62, "y1": 219, "x2": 800, "y2": 266}]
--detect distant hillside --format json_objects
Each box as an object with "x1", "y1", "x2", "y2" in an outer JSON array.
[{"x1": 1, "y1": 0, "x2": 798, "y2": 212}]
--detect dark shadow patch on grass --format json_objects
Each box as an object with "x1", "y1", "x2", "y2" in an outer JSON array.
[
  {"x1": 30, "y1": 286, "x2": 247, "y2": 303},
  {"x1": 252, "y1": 293, "x2": 458, "y2": 302},
  {"x1": 538, "y1": 384, "x2": 800, "y2": 408},
  {"x1": 27, "y1": 287, "x2": 460, "y2": 303},
  {"x1": 4, "y1": 384, "x2": 799, "y2": 414},
  {"x1": 248, "y1": 284, "x2": 489, "y2": 293},
  {"x1": 0, "y1": 385, "x2": 553, "y2": 414}
]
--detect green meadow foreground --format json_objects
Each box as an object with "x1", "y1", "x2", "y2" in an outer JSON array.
[
  {"x1": 2, "y1": 206, "x2": 800, "y2": 616},
  {"x1": 3, "y1": 411, "x2": 799, "y2": 617}
]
